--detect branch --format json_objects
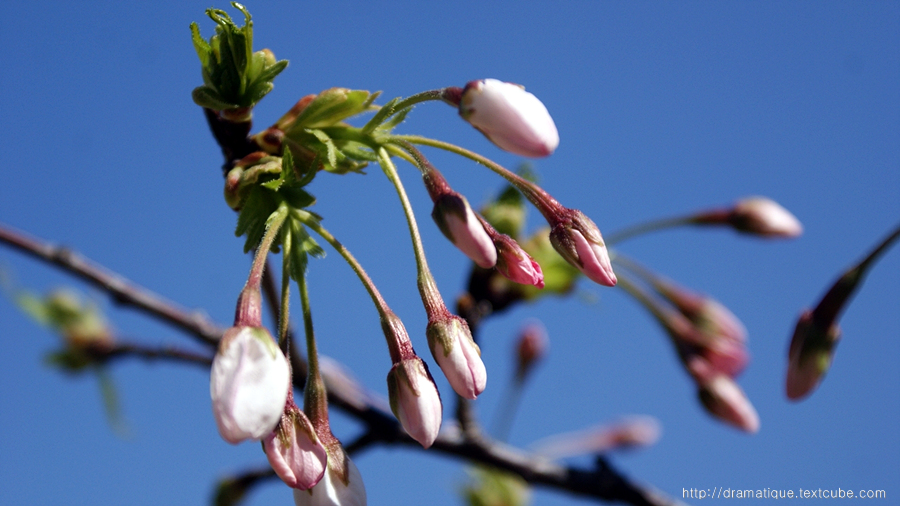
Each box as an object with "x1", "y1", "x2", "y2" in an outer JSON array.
[
  {"x1": 98, "y1": 340, "x2": 213, "y2": 367},
  {"x1": 1, "y1": 221, "x2": 685, "y2": 505},
  {"x1": 0, "y1": 222, "x2": 223, "y2": 347}
]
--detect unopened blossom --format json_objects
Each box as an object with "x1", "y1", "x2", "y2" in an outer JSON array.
[
  {"x1": 427, "y1": 315, "x2": 487, "y2": 399},
  {"x1": 549, "y1": 210, "x2": 617, "y2": 287},
  {"x1": 294, "y1": 448, "x2": 366, "y2": 506},
  {"x1": 786, "y1": 310, "x2": 841, "y2": 400},
  {"x1": 697, "y1": 375, "x2": 760, "y2": 433},
  {"x1": 514, "y1": 321, "x2": 548, "y2": 381},
  {"x1": 387, "y1": 357, "x2": 443, "y2": 448},
  {"x1": 494, "y1": 233, "x2": 545, "y2": 288},
  {"x1": 210, "y1": 326, "x2": 291, "y2": 444},
  {"x1": 459, "y1": 79, "x2": 559, "y2": 158},
  {"x1": 730, "y1": 197, "x2": 803, "y2": 238},
  {"x1": 431, "y1": 191, "x2": 497, "y2": 268},
  {"x1": 531, "y1": 416, "x2": 661, "y2": 459},
  {"x1": 264, "y1": 404, "x2": 328, "y2": 490},
  {"x1": 656, "y1": 286, "x2": 749, "y2": 379}
]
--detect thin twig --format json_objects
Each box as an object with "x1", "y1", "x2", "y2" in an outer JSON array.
[{"x1": 0, "y1": 222, "x2": 223, "y2": 346}]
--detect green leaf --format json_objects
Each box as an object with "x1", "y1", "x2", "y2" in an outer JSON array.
[
  {"x1": 45, "y1": 349, "x2": 93, "y2": 372},
  {"x1": 251, "y1": 59, "x2": 288, "y2": 88},
  {"x1": 378, "y1": 105, "x2": 412, "y2": 132},
  {"x1": 97, "y1": 367, "x2": 129, "y2": 436},
  {"x1": 291, "y1": 88, "x2": 374, "y2": 130},
  {"x1": 235, "y1": 186, "x2": 278, "y2": 253},
  {"x1": 361, "y1": 96, "x2": 400, "y2": 133},
  {"x1": 190, "y1": 22, "x2": 211, "y2": 68},
  {"x1": 307, "y1": 129, "x2": 339, "y2": 168},
  {"x1": 192, "y1": 86, "x2": 239, "y2": 110},
  {"x1": 462, "y1": 466, "x2": 531, "y2": 506}
]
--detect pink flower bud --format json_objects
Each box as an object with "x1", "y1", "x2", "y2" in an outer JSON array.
[
  {"x1": 426, "y1": 315, "x2": 487, "y2": 399},
  {"x1": 697, "y1": 375, "x2": 760, "y2": 433},
  {"x1": 785, "y1": 310, "x2": 841, "y2": 400},
  {"x1": 549, "y1": 210, "x2": 617, "y2": 287},
  {"x1": 431, "y1": 192, "x2": 498, "y2": 268},
  {"x1": 531, "y1": 416, "x2": 660, "y2": 459},
  {"x1": 387, "y1": 357, "x2": 443, "y2": 448},
  {"x1": 293, "y1": 450, "x2": 367, "y2": 506},
  {"x1": 210, "y1": 326, "x2": 291, "y2": 444},
  {"x1": 459, "y1": 79, "x2": 559, "y2": 158},
  {"x1": 424, "y1": 169, "x2": 497, "y2": 268},
  {"x1": 494, "y1": 234, "x2": 545, "y2": 288},
  {"x1": 730, "y1": 197, "x2": 803, "y2": 238},
  {"x1": 514, "y1": 321, "x2": 548, "y2": 381},
  {"x1": 264, "y1": 406, "x2": 328, "y2": 490}
]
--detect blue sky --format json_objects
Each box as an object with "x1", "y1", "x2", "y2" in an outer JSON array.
[{"x1": 0, "y1": 1, "x2": 897, "y2": 505}]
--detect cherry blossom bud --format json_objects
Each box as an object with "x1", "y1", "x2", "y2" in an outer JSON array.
[
  {"x1": 494, "y1": 233, "x2": 545, "y2": 288},
  {"x1": 786, "y1": 310, "x2": 841, "y2": 400},
  {"x1": 294, "y1": 450, "x2": 367, "y2": 506},
  {"x1": 264, "y1": 405, "x2": 328, "y2": 490},
  {"x1": 730, "y1": 197, "x2": 803, "y2": 238},
  {"x1": 697, "y1": 375, "x2": 759, "y2": 433},
  {"x1": 210, "y1": 326, "x2": 291, "y2": 444},
  {"x1": 431, "y1": 191, "x2": 497, "y2": 268},
  {"x1": 387, "y1": 357, "x2": 443, "y2": 448},
  {"x1": 514, "y1": 321, "x2": 548, "y2": 381},
  {"x1": 549, "y1": 210, "x2": 617, "y2": 287},
  {"x1": 531, "y1": 416, "x2": 661, "y2": 459},
  {"x1": 459, "y1": 79, "x2": 559, "y2": 158},
  {"x1": 426, "y1": 315, "x2": 487, "y2": 399}
]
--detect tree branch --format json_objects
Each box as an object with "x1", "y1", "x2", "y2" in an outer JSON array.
[
  {"x1": 1, "y1": 221, "x2": 685, "y2": 505},
  {"x1": 0, "y1": 222, "x2": 223, "y2": 347}
]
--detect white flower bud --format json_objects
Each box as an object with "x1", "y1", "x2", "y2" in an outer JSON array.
[
  {"x1": 210, "y1": 326, "x2": 291, "y2": 444},
  {"x1": 459, "y1": 79, "x2": 559, "y2": 158}
]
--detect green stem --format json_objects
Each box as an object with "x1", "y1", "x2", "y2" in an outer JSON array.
[
  {"x1": 376, "y1": 147, "x2": 445, "y2": 317},
  {"x1": 393, "y1": 135, "x2": 564, "y2": 223},
  {"x1": 604, "y1": 215, "x2": 699, "y2": 246},
  {"x1": 615, "y1": 274, "x2": 673, "y2": 332},
  {"x1": 297, "y1": 265, "x2": 329, "y2": 429},
  {"x1": 236, "y1": 203, "x2": 289, "y2": 327},
  {"x1": 295, "y1": 212, "x2": 410, "y2": 361},
  {"x1": 247, "y1": 203, "x2": 289, "y2": 290},
  {"x1": 277, "y1": 226, "x2": 292, "y2": 348}
]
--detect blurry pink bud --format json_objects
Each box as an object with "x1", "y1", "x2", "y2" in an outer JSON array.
[
  {"x1": 432, "y1": 192, "x2": 498, "y2": 268},
  {"x1": 427, "y1": 315, "x2": 487, "y2": 400},
  {"x1": 387, "y1": 357, "x2": 443, "y2": 448},
  {"x1": 531, "y1": 416, "x2": 660, "y2": 459},
  {"x1": 211, "y1": 326, "x2": 291, "y2": 444},
  {"x1": 264, "y1": 406, "x2": 328, "y2": 490},
  {"x1": 698, "y1": 375, "x2": 760, "y2": 433},
  {"x1": 786, "y1": 310, "x2": 841, "y2": 400},
  {"x1": 494, "y1": 234, "x2": 545, "y2": 288},
  {"x1": 459, "y1": 79, "x2": 559, "y2": 158},
  {"x1": 656, "y1": 281, "x2": 747, "y2": 346},
  {"x1": 730, "y1": 197, "x2": 803, "y2": 238},
  {"x1": 294, "y1": 451, "x2": 367, "y2": 506},
  {"x1": 515, "y1": 321, "x2": 548, "y2": 381},
  {"x1": 549, "y1": 210, "x2": 617, "y2": 287}
]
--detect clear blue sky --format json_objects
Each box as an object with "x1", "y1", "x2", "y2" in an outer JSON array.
[{"x1": 1, "y1": 1, "x2": 897, "y2": 505}]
